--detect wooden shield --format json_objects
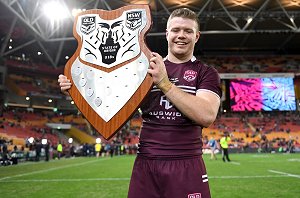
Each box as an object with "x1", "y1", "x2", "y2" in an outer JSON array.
[{"x1": 64, "y1": 5, "x2": 153, "y2": 140}]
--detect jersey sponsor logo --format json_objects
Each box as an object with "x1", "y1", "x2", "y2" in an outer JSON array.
[
  {"x1": 183, "y1": 70, "x2": 197, "y2": 82},
  {"x1": 149, "y1": 111, "x2": 182, "y2": 120},
  {"x1": 188, "y1": 193, "x2": 202, "y2": 198},
  {"x1": 160, "y1": 95, "x2": 173, "y2": 110}
]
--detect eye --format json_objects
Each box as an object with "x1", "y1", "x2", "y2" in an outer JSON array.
[
  {"x1": 185, "y1": 29, "x2": 194, "y2": 34},
  {"x1": 171, "y1": 28, "x2": 180, "y2": 32}
]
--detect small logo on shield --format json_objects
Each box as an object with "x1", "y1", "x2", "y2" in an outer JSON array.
[
  {"x1": 81, "y1": 16, "x2": 96, "y2": 35},
  {"x1": 126, "y1": 11, "x2": 142, "y2": 30}
]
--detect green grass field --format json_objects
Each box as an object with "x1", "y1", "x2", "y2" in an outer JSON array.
[{"x1": 1, "y1": 153, "x2": 300, "y2": 198}]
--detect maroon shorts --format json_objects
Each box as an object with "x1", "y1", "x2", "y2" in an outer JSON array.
[{"x1": 128, "y1": 156, "x2": 211, "y2": 198}]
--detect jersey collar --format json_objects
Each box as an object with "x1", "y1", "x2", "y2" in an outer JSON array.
[{"x1": 163, "y1": 55, "x2": 196, "y2": 62}]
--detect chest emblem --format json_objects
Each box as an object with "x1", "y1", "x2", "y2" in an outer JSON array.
[{"x1": 183, "y1": 70, "x2": 197, "y2": 82}]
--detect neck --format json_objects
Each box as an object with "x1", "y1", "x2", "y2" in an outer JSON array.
[{"x1": 167, "y1": 52, "x2": 193, "y2": 63}]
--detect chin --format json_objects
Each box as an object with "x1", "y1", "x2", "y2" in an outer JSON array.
[{"x1": 174, "y1": 50, "x2": 188, "y2": 56}]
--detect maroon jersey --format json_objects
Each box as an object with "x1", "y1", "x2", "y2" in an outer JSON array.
[{"x1": 138, "y1": 57, "x2": 222, "y2": 158}]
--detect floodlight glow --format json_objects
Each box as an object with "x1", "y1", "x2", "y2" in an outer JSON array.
[
  {"x1": 43, "y1": 1, "x2": 70, "y2": 21},
  {"x1": 72, "y1": 8, "x2": 83, "y2": 17},
  {"x1": 42, "y1": 139, "x2": 47, "y2": 145},
  {"x1": 96, "y1": 138, "x2": 101, "y2": 144},
  {"x1": 68, "y1": 138, "x2": 73, "y2": 144},
  {"x1": 247, "y1": 17, "x2": 253, "y2": 23},
  {"x1": 28, "y1": 137, "x2": 34, "y2": 144}
]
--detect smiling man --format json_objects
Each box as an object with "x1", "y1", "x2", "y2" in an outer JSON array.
[
  {"x1": 128, "y1": 8, "x2": 222, "y2": 198},
  {"x1": 58, "y1": 7, "x2": 222, "y2": 198}
]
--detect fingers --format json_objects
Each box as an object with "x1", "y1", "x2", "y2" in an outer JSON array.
[
  {"x1": 147, "y1": 52, "x2": 168, "y2": 85},
  {"x1": 150, "y1": 52, "x2": 163, "y2": 64},
  {"x1": 58, "y1": 74, "x2": 68, "y2": 82},
  {"x1": 149, "y1": 52, "x2": 163, "y2": 70},
  {"x1": 58, "y1": 74, "x2": 71, "y2": 95}
]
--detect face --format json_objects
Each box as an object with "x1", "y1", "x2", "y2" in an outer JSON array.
[{"x1": 166, "y1": 17, "x2": 200, "y2": 59}]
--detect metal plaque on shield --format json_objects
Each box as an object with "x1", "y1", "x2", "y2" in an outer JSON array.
[{"x1": 64, "y1": 5, "x2": 153, "y2": 140}]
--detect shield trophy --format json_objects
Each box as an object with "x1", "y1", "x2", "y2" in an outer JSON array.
[{"x1": 64, "y1": 5, "x2": 153, "y2": 140}]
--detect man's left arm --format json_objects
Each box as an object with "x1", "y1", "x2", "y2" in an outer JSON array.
[
  {"x1": 164, "y1": 87, "x2": 220, "y2": 127},
  {"x1": 148, "y1": 52, "x2": 221, "y2": 127}
]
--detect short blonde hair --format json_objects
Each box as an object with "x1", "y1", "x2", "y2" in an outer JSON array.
[{"x1": 167, "y1": 8, "x2": 200, "y2": 31}]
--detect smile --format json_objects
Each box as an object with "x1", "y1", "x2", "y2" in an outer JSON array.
[{"x1": 175, "y1": 42, "x2": 187, "y2": 45}]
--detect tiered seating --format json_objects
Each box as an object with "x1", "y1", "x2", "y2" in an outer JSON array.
[
  {"x1": 7, "y1": 74, "x2": 62, "y2": 97},
  {"x1": 5, "y1": 58, "x2": 64, "y2": 75},
  {"x1": 0, "y1": 110, "x2": 62, "y2": 146},
  {"x1": 203, "y1": 111, "x2": 300, "y2": 149},
  {"x1": 201, "y1": 55, "x2": 300, "y2": 73}
]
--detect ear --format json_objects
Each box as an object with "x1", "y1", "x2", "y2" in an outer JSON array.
[
  {"x1": 166, "y1": 29, "x2": 169, "y2": 40},
  {"x1": 195, "y1": 31, "x2": 200, "y2": 43}
]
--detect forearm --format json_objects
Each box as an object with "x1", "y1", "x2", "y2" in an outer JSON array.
[{"x1": 163, "y1": 85, "x2": 220, "y2": 127}]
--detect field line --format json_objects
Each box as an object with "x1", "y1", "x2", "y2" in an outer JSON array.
[
  {"x1": 0, "y1": 175, "x2": 290, "y2": 183},
  {"x1": 0, "y1": 158, "x2": 109, "y2": 181},
  {"x1": 268, "y1": 170, "x2": 300, "y2": 179},
  {"x1": 210, "y1": 175, "x2": 289, "y2": 179},
  {"x1": 229, "y1": 162, "x2": 240, "y2": 165},
  {"x1": 0, "y1": 178, "x2": 130, "y2": 182}
]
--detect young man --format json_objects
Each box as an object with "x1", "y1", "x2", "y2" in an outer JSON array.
[{"x1": 58, "y1": 8, "x2": 221, "y2": 198}]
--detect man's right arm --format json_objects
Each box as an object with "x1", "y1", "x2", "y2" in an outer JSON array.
[{"x1": 57, "y1": 74, "x2": 72, "y2": 95}]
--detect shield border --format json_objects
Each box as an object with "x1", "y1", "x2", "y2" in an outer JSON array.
[{"x1": 64, "y1": 5, "x2": 153, "y2": 140}]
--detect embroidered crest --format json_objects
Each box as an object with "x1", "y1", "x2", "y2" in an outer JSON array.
[{"x1": 184, "y1": 70, "x2": 197, "y2": 82}]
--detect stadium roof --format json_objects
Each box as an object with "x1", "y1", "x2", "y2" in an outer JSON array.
[{"x1": 0, "y1": 0, "x2": 300, "y2": 68}]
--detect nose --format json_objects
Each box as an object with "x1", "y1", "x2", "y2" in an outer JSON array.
[{"x1": 177, "y1": 30, "x2": 186, "y2": 39}]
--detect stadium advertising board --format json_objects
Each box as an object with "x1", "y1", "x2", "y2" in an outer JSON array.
[{"x1": 229, "y1": 77, "x2": 296, "y2": 111}]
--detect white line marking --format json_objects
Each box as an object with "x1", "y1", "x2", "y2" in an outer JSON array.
[
  {"x1": 251, "y1": 155, "x2": 270, "y2": 158},
  {"x1": 287, "y1": 159, "x2": 300, "y2": 162},
  {"x1": 268, "y1": 170, "x2": 300, "y2": 179},
  {"x1": 0, "y1": 178, "x2": 130, "y2": 182},
  {"x1": 209, "y1": 175, "x2": 288, "y2": 179},
  {"x1": 229, "y1": 162, "x2": 240, "y2": 165},
  {"x1": 0, "y1": 158, "x2": 109, "y2": 181},
  {"x1": 0, "y1": 175, "x2": 290, "y2": 183}
]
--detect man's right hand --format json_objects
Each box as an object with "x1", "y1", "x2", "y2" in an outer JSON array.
[{"x1": 58, "y1": 74, "x2": 72, "y2": 95}]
